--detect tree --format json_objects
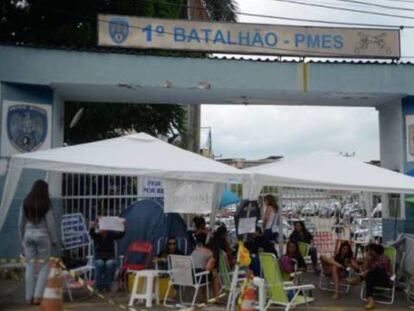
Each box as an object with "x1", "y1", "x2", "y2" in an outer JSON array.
[{"x1": 0, "y1": 0, "x2": 238, "y2": 145}]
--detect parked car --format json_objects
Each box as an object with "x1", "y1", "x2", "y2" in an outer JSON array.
[
  {"x1": 353, "y1": 218, "x2": 382, "y2": 242},
  {"x1": 302, "y1": 203, "x2": 318, "y2": 216},
  {"x1": 319, "y1": 204, "x2": 335, "y2": 218}
]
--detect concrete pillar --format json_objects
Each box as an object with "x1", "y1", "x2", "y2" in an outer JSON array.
[
  {"x1": 379, "y1": 98, "x2": 414, "y2": 241},
  {"x1": 185, "y1": 104, "x2": 201, "y2": 153},
  {"x1": 0, "y1": 82, "x2": 57, "y2": 257}
]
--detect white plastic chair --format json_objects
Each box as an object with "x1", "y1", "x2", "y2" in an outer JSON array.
[{"x1": 164, "y1": 255, "x2": 210, "y2": 307}]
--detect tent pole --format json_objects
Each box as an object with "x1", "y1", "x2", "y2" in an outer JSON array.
[
  {"x1": 364, "y1": 192, "x2": 374, "y2": 242},
  {"x1": 278, "y1": 187, "x2": 284, "y2": 255}
]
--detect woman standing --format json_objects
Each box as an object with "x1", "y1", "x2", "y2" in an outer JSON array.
[
  {"x1": 19, "y1": 180, "x2": 58, "y2": 305},
  {"x1": 262, "y1": 194, "x2": 280, "y2": 242}
]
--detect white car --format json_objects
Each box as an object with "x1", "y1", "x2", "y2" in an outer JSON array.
[
  {"x1": 353, "y1": 218, "x2": 382, "y2": 241},
  {"x1": 302, "y1": 204, "x2": 317, "y2": 216}
]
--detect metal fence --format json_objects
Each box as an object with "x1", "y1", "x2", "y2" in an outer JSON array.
[{"x1": 62, "y1": 173, "x2": 142, "y2": 226}]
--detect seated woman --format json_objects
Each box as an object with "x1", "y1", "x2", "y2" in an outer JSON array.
[
  {"x1": 191, "y1": 242, "x2": 218, "y2": 300},
  {"x1": 346, "y1": 243, "x2": 392, "y2": 310},
  {"x1": 154, "y1": 237, "x2": 183, "y2": 270},
  {"x1": 289, "y1": 221, "x2": 320, "y2": 273},
  {"x1": 280, "y1": 241, "x2": 306, "y2": 280},
  {"x1": 190, "y1": 216, "x2": 209, "y2": 249},
  {"x1": 320, "y1": 241, "x2": 359, "y2": 300},
  {"x1": 90, "y1": 219, "x2": 125, "y2": 292},
  {"x1": 208, "y1": 226, "x2": 234, "y2": 268}
]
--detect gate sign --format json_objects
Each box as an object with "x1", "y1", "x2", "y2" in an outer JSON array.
[
  {"x1": 139, "y1": 177, "x2": 164, "y2": 198},
  {"x1": 98, "y1": 15, "x2": 400, "y2": 58}
]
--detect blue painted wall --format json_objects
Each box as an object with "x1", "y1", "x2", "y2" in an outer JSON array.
[
  {"x1": 0, "y1": 82, "x2": 61, "y2": 259},
  {"x1": 389, "y1": 96, "x2": 414, "y2": 238}
]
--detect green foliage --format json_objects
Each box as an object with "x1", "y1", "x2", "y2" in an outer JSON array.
[
  {"x1": 1, "y1": 0, "x2": 237, "y2": 145},
  {"x1": 65, "y1": 102, "x2": 187, "y2": 145}
]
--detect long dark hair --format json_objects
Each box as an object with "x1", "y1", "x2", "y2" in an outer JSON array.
[
  {"x1": 293, "y1": 221, "x2": 310, "y2": 236},
  {"x1": 23, "y1": 180, "x2": 51, "y2": 223},
  {"x1": 264, "y1": 194, "x2": 279, "y2": 212},
  {"x1": 286, "y1": 240, "x2": 300, "y2": 257},
  {"x1": 338, "y1": 241, "x2": 353, "y2": 259}
]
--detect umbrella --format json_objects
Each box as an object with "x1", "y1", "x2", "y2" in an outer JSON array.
[
  {"x1": 220, "y1": 189, "x2": 240, "y2": 208},
  {"x1": 406, "y1": 196, "x2": 414, "y2": 205}
]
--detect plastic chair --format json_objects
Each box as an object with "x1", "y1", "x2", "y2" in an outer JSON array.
[
  {"x1": 259, "y1": 252, "x2": 315, "y2": 311},
  {"x1": 123, "y1": 241, "x2": 153, "y2": 272},
  {"x1": 164, "y1": 255, "x2": 210, "y2": 307},
  {"x1": 122, "y1": 241, "x2": 153, "y2": 290},
  {"x1": 360, "y1": 246, "x2": 397, "y2": 305}
]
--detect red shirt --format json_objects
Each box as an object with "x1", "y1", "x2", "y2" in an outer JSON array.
[{"x1": 367, "y1": 255, "x2": 392, "y2": 277}]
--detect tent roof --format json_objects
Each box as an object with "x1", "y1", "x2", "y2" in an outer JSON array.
[
  {"x1": 245, "y1": 152, "x2": 414, "y2": 194},
  {"x1": 10, "y1": 133, "x2": 246, "y2": 183}
]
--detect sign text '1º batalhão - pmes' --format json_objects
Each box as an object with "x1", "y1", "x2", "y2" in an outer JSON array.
[{"x1": 98, "y1": 15, "x2": 400, "y2": 58}]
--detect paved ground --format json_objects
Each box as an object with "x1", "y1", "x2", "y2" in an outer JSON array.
[
  {"x1": 1, "y1": 216, "x2": 411, "y2": 310},
  {"x1": 1, "y1": 273, "x2": 412, "y2": 311}
]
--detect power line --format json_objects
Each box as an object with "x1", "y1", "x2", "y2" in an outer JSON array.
[
  {"x1": 7, "y1": 4, "x2": 409, "y2": 59},
  {"x1": 49, "y1": 7, "x2": 402, "y2": 59},
  {"x1": 384, "y1": 0, "x2": 414, "y2": 4},
  {"x1": 332, "y1": 0, "x2": 414, "y2": 12},
  {"x1": 139, "y1": 0, "x2": 413, "y2": 29},
  {"x1": 270, "y1": 0, "x2": 414, "y2": 20}
]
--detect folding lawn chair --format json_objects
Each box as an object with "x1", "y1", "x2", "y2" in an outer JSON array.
[
  {"x1": 407, "y1": 273, "x2": 414, "y2": 305},
  {"x1": 259, "y1": 252, "x2": 315, "y2": 311},
  {"x1": 360, "y1": 246, "x2": 397, "y2": 305},
  {"x1": 164, "y1": 255, "x2": 210, "y2": 307},
  {"x1": 218, "y1": 251, "x2": 246, "y2": 309},
  {"x1": 297, "y1": 241, "x2": 312, "y2": 266},
  {"x1": 319, "y1": 239, "x2": 353, "y2": 294},
  {"x1": 61, "y1": 213, "x2": 94, "y2": 301}
]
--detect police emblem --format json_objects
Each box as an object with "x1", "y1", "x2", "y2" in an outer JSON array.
[
  {"x1": 108, "y1": 18, "x2": 130, "y2": 44},
  {"x1": 7, "y1": 105, "x2": 48, "y2": 152}
]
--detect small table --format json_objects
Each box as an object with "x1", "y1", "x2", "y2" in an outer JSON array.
[{"x1": 128, "y1": 269, "x2": 162, "y2": 308}]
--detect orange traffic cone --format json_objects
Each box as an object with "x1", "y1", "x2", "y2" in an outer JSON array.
[
  {"x1": 240, "y1": 284, "x2": 257, "y2": 311},
  {"x1": 40, "y1": 260, "x2": 63, "y2": 311}
]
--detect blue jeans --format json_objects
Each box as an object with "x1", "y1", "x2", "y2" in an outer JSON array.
[
  {"x1": 94, "y1": 259, "x2": 117, "y2": 290},
  {"x1": 23, "y1": 228, "x2": 51, "y2": 301}
]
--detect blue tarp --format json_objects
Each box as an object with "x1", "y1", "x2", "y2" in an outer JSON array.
[
  {"x1": 220, "y1": 189, "x2": 240, "y2": 208},
  {"x1": 117, "y1": 200, "x2": 188, "y2": 256}
]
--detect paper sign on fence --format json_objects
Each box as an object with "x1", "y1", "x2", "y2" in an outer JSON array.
[
  {"x1": 99, "y1": 216, "x2": 125, "y2": 232},
  {"x1": 238, "y1": 217, "x2": 257, "y2": 235}
]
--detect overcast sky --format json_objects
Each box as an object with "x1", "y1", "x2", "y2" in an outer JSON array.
[{"x1": 201, "y1": 0, "x2": 414, "y2": 161}]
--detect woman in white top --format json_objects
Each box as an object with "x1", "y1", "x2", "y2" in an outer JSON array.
[{"x1": 263, "y1": 194, "x2": 280, "y2": 242}]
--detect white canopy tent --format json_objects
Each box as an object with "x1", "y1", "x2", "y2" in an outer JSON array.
[
  {"x1": 245, "y1": 152, "x2": 414, "y2": 196},
  {"x1": 245, "y1": 152, "x2": 414, "y2": 249},
  {"x1": 0, "y1": 133, "x2": 248, "y2": 231}
]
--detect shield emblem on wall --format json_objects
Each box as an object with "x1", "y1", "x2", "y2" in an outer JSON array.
[
  {"x1": 108, "y1": 18, "x2": 130, "y2": 44},
  {"x1": 7, "y1": 105, "x2": 48, "y2": 152}
]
